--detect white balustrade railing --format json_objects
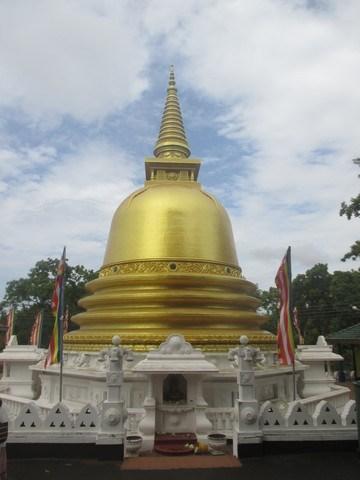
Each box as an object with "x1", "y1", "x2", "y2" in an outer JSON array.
[
  {"x1": 295, "y1": 385, "x2": 350, "y2": 415},
  {"x1": 260, "y1": 399, "x2": 357, "y2": 431},
  {"x1": 206, "y1": 408, "x2": 234, "y2": 434},
  {"x1": 2, "y1": 395, "x2": 34, "y2": 420},
  {"x1": 0, "y1": 396, "x2": 356, "y2": 445},
  {"x1": 125, "y1": 408, "x2": 145, "y2": 434}
]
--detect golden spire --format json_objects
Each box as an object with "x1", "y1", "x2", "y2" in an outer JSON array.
[{"x1": 153, "y1": 66, "x2": 191, "y2": 159}]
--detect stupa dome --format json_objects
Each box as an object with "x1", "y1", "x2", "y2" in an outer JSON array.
[
  {"x1": 103, "y1": 182, "x2": 238, "y2": 267},
  {"x1": 65, "y1": 67, "x2": 275, "y2": 352}
]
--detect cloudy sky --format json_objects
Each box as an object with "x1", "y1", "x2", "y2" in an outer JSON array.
[{"x1": 0, "y1": 0, "x2": 359, "y2": 297}]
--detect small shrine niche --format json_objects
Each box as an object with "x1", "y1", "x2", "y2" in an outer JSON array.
[{"x1": 163, "y1": 374, "x2": 187, "y2": 404}]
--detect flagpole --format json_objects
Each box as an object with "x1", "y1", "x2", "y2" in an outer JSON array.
[
  {"x1": 59, "y1": 247, "x2": 66, "y2": 403},
  {"x1": 5, "y1": 307, "x2": 15, "y2": 347},
  {"x1": 11, "y1": 307, "x2": 16, "y2": 342},
  {"x1": 288, "y1": 246, "x2": 296, "y2": 401},
  {"x1": 38, "y1": 309, "x2": 44, "y2": 348}
]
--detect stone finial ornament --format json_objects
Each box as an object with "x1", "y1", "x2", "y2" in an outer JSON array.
[{"x1": 228, "y1": 336, "x2": 264, "y2": 365}]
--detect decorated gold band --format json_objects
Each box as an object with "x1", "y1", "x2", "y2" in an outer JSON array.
[
  {"x1": 100, "y1": 260, "x2": 242, "y2": 278},
  {"x1": 64, "y1": 331, "x2": 275, "y2": 353},
  {"x1": 65, "y1": 344, "x2": 275, "y2": 353}
]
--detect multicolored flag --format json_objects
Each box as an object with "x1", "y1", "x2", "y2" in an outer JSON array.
[
  {"x1": 4, "y1": 307, "x2": 15, "y2": 346},
  {"x1": 45, "y1": 248, "x2": 66, "y2": 368},
  {"x1": 275, "y1": 247, "x2": 295, "y2": 365},
  {"x1": 29, "y1": 311, "x2": 43, "y2": 347},
  {"x1": 293, "y1": 306, "x2": 304, "y2": 345}
]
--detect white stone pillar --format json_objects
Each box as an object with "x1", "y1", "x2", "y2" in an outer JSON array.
[
  {"x1": 229, "y1": 336, "x2": 263, "y2": 456},
  {"x1": 99, "y1": 336, "x2": 133, "y2": 436},
  {"x1": 296, "y1": 336, "x2": 344, "y2": 398},
  {"x1": 138, "y1": 376, "x2": 156, "y2": 452},
  {"x1": 0, "y1": 336, "x2": 45, "y2": 399},
  {"x1": 194, "y1": 375, "x2": 212, "y2": 441}
]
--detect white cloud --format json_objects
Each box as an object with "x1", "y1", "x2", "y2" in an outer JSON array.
[
  {"x1": 0, "y1": 1, "x2": 149, "y2": 123},
  {"x1": 1, "y1": 0, "x2": 360, "y2": 297},
  {"x1": 148, "y1": 0, "x2": 360, "y2": 287},
  {"x1": 0, "y1": 141, "x2": 139, "y2": 294}
]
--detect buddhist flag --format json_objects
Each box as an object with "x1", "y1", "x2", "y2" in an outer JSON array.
[
  {"x1": 275, "y1": 247, "x2": 295, "y2": 365},
  {"x1": 45, "y1": 248, "x2": 66, "y2": 368},
  {"x1": 4, "y1": 307, "x2": 15, "y2": 346},
  {"x1": 30, "y1": 311, "x2": 43, "y2": 347}
]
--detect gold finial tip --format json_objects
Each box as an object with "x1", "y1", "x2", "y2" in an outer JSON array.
[
  {"x1": 169, "y1": 65, "x2": 175, "y2": 87},
  {"x1": 153, "y1": 65, "x2": 190, "y2": 159}
]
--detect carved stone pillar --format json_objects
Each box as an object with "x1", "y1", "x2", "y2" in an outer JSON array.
[
  {"x1": 229, "y1": 336, "x2": 263, "y2": 456},
  {"x1": 99, "y1": 336, "x2": 133, "y2": 435},
  {"x1": 138, "y1": 376, "x2": 156, "y2": 451},
  {"x1": 194, "y1": 376, "x2": 213, "y2": 441}
]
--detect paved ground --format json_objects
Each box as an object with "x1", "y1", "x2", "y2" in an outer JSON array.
[{"x1": 7, "y1": 451, "x2": 360, "y2": 480}]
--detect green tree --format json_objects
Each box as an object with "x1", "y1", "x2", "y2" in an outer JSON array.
[
  {"x1": 259, "y1": 287, "x2": 279, "y2": 334},
  {"x1": 260, "y1": 263, "x2": 360, "y2": 345},
  {"x1": 0, "y1": 258, "x2": 97, "y2": 346},
  {"x1": 292, "y1": 263, "x2": 333, "y2": 344},
  {"x1": 328, "y1": 269, "x2": 360, "y2": 332},
  {"x1": 340, "y1": 158, "x2": 360, "y2": 261}
]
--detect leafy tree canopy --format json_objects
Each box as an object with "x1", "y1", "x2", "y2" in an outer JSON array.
[
  {"x1": 0, "y1": 258, "x2": 97, "y2": 346},
  {"x1": 259, "y1": 286, "x2": 279, "y2": 334},
  {"x1": 340, "y1": 158, "x2": 360, "y2": 261},
  {"x1": 260, "y1": 263, "x2": 360, "y2": 345}
]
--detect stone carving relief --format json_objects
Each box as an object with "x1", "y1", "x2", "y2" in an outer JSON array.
[
  {"x1": 313, "y1": 400, "x2": 342, "y2": 427},
  {"x1": 259, "y1": 401, "x2": 284, "y2": 428},
  {"x1": 14, "y1": 402, "x2": 43, "y2": 430},
  {"x1": 75, "y1": 404, "x2": 99, "y2": 430},
  {"x1": 104, "y1": 407, "x2": 121, "y2": 426},
  {"x1": 156, "y1": 335, "x2": 194, "y2": 355},
  {"x1": 285, "y1": 402, "x2": 312, "y2": 428},
  {"x1": 341, "y1": 400, "x2": 357, "y2": 427},
  {"x1": 43, "y1": 403, "x2": 73, "y2": 429}
]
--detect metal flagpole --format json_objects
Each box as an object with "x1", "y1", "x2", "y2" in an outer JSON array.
[
  {"x1": 38, "y1": 310, "x2": 44, "y2": 348},
  {"x1": 292, "y1": 358, "x2": 296, "y2": 401},
  {"x1": 288, "y1": 246, "x2": 296, "y2": 401},
  {"x1": 6, "y1": 307, "x2": 15, "y2": 346},
  {"x1": 11, "y1": 307, "x2": 15, "y2": 342},
  {"x1": 59, "y1": 247, "x2": 66, "y2": 403}
]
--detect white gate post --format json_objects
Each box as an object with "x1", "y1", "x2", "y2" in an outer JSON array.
[
  {"x1": 99, "y1": 336, "x2": 133, "y2": 438},
  {"x1": 229, "y1": 335, "x2": 263, "y2": 456}
]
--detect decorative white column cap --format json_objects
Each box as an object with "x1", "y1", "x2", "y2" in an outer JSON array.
[
  {"x1": 296, "y1": 336, "x2": 343, "y2": 362},
  {"x1": 112, "y1": 335, "x2": 121, "y2": 346},
  {"x1": 240, "y1": 335, "x2": 249, "y2": 345},
  {"x1": 133, "y1": 334, "x2": 218, "y2": 373}
]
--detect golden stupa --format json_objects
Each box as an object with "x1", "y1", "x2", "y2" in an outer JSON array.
[{"x1": 65, "y1": 67, "x2": 274, "y2": 352}]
